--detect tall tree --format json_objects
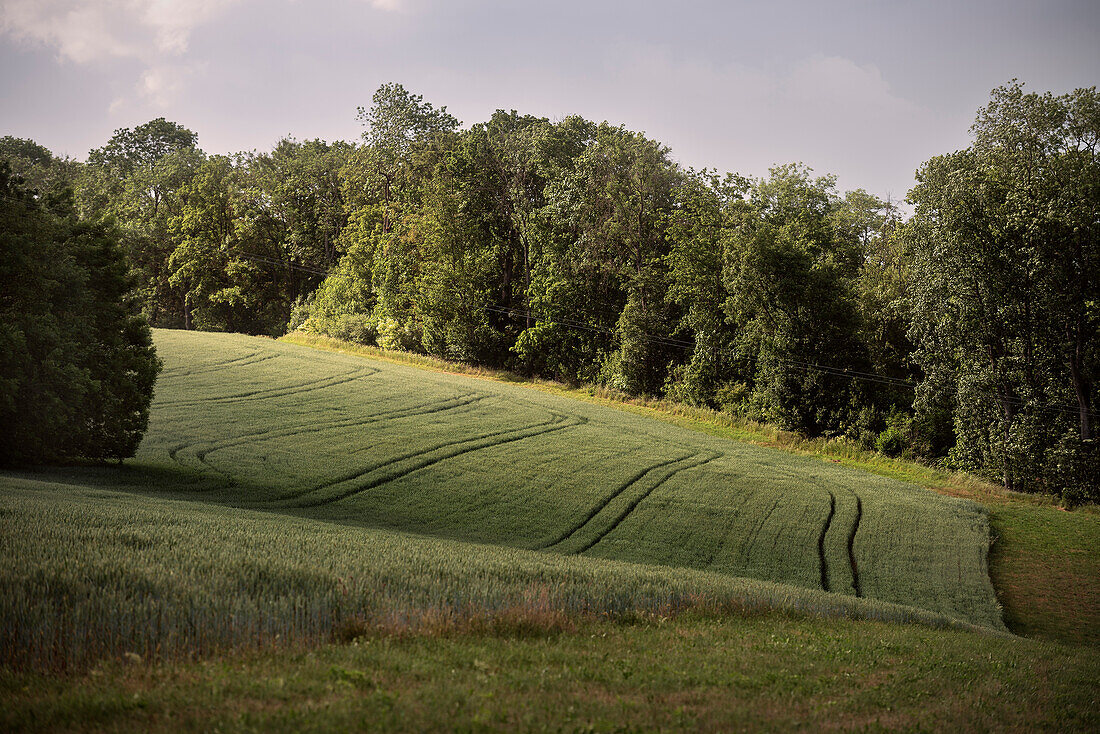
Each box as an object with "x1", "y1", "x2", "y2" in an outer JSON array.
[
  {"x1": 0, "y1": 163, "x2": 159, "y2": 465},
  {"x1": 80, "y1": 118, "x2": 201, "y2": 326},
  {"x1": 665, "y1": 169, "x2": 747, "y2": 406},
  {"x1": 355, "y1": 82, "x2": 460, "y2": 235},
  {"x1": 723, "y1": 165, "x2": 868, "y2": 435},
  {"x1": 908, "y1": 82, "x2": 1099, "y2": 495}
]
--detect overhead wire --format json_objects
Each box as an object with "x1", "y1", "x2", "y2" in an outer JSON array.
[{"x1": 163, "y1": 250, "x2": 1100, "y2": 420}]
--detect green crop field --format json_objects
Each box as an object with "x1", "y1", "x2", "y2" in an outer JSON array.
[
  {"x1": 0, "y1": 329, "x2": 1010, "y2": 675},
  {"x1": 141, "y1": 330, "x2": 1002, "y2": 625}
]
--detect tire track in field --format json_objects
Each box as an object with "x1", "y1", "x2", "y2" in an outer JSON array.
[
  {"x1": 271, "y1": 412, "x2": 589, "y2": 509},
  {"x1": 538, "y1": 453, "x2": 695, "y2": 550},
  {"x1": 159, "y1": 351, "x2": 276, "y2": 379},
  {"x1": 736, "y1": 490, "x2": 785, "y2": 564},
  {"x1": 157, "y1": 364, "x2": 378, "y2": 408},
  {"x1": 818, "y1": 490, "x2": 837, "y2": 592},
  {"x1": 847, "y1": 493, "x2": 863, "y2": 597},
  {"x1": 698, "y1": 484, "x2": 759, "y2": 569},
  {"x1": 573, "y1": 452, "x2": 722, "y2": 555},
  {"x1": 169, "y1": 393, "x2": 487, "y2": 481}
]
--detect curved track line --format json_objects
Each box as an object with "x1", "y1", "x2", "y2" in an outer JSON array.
[
  {"x1": 574, "y1": 452, "x2": 722, "y2": 555},
  {"x1": 158, "y1": 365, "x2": 378, "y2": 408},
  {"x1": 847, "y1": 493, "x2": 863, "y2": 597},
  {"x1": 170, "y1": 393, "x2": 487, "y2": 479},
  {"x1": 818, "y1": 490, "x2": 836, "y2": 592},
  {"x1": 539, "y1": 453, "x2": 695, "y2": 550},
  {"x1": 737, "y1": 491, "x2": 784, "y2": 562},
  {"x1": 699, "y1": 485, "x2": 759, "y2": 568},
  {"x1": 159, "y1": 351, "x2": 276, "y2": 379},
  {"x1": 272, "y1": 408, "x2": 568, "y2": 501},
  {"x1": 281, "y1": 413, "x2": 588, "y2": 509}
]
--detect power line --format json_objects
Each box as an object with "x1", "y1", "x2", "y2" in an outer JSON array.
[{"x1": 220, "y1": 251, "x2": 1100, "y2": 420}]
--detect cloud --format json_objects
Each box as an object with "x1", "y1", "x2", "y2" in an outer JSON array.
[
  {"x1": 365, "y1": 0, "x2": 404, "y2": 10},
  {"x1": 1, "y1": 1, "x2": 238, "y2": 62},
  {"x1": 1, "y1": 1, "x2": 237, "y2": 109},
  {"x1": 782, "y1": 55, "x2": 922, "y2": 119},
  {"x1": 524, "y1": 44, "x2": 944, "y2": 198}
]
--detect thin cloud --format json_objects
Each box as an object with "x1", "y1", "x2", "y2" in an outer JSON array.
[
  {"x1": 1, "y1": 1, "x2": 238, "y2": 111},
  {"x1": 0, "y1": 0, "x2": 238, "y2": 62}
]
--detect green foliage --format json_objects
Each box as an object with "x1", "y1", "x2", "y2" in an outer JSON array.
[
  {"x1": 18, "y1": 80, "x2": 1094, "y2": 499},
  {"x1": 908, "y1": 82, "x2": 1100, "y2": 494},
  {"x1": 0, "y1": 136, "x2": 79, "y2": 211},
  {"x1": 722, "y1": 165, "x2": 870, "y2": 435},
  {"x1": 0, "y1": 164, "x2": 160, "y2": 465}
]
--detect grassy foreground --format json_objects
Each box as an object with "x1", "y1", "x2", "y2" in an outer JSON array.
[
  {"x1": 0, "y1": 475, "x2": 997, "y2": 673},
  {"x1": 4, "y1": 616, "x2": 1097, "y2": 733}
]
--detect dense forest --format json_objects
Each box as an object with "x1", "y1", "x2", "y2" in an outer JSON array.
[{"x1": 1, "y1": 82, "x2": 1096, "y2": 500}]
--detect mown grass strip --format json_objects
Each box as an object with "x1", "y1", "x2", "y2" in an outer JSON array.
[{"x1": 4, "y1": 615, "x2": 1096, "y2": 733}]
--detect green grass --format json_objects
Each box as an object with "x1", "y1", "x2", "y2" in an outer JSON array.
[
  {"x1": 284, "y1": 330, "x2": 1100, "y2": 647},
  {"x1": 4, "y1": 616, "x2": 1097, "y2": 733},
  {"x1": 0, "y1": 475, "x2": 999, "y2": 674},
  {"x1": 141, "y1": 330, "x2": 1001, "y2": 626},
  {"x1": 3, "y1": 328, "x2": 1099, "y2": 731},
  {"x1": 0, "y1": 329, "x2": 1011, "y2": 674}
]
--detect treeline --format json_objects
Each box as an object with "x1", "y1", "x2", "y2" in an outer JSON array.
[
  {"x1": 0, "y1": 161, "x2": 159, "y2": 465},
  {"x1": 2, "y1": 82, "x2": 1096, "y2": 500}
]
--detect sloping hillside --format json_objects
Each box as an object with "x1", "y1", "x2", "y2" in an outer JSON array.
[{"x1": 139, "y1": 329, "x2": 1003, "y2": 629}]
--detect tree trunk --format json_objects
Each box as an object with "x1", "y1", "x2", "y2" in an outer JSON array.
[
  {"x1": 1001, "y1": 393, "x2": 1016, "y2": 492},
  {"x1": 1069, "y1": 338, "x2": 1094, "y2": 440},
  {"x1": 182, "y1": 293, "x2": 193, "y2": 331}
]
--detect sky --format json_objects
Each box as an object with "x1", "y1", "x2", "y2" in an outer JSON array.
[{"x1": 1, "y1": 0, "x2": 1098, "y2": 203}]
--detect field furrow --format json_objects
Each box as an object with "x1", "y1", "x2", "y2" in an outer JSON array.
[
  {"x1": 173, "y1": 393, "x2": 487, "y2": 481},
  {"x1": 120, "y1": 330, "x2": 1005, "y2": 630},
  {"x1": 277, "y1": 414, "x2": 588, "y2": 509},
  {"x1": 818, "y1": 490, "x2": 836, "y2": 592},
  {"x1": 157, "y1": 365, "x2": 377, "y2": 408},
  {"x1": 848, "y1": 493, "x2": 864, "y2": 597},
  {"x1": 540, "y1": 453, "x2": 696, "y2": 550},
  {"x1": 159, "y1": 351, "x2": 277, "y2": 379},
  {"x1": 571, "y1": 452, "x2": 723, "y2": 555}
]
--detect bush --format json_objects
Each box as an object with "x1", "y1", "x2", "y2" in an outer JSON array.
[
  {"x1": 1048, "y1": 434, "x2": 1100, "y2": 508},
  {"x1": 330, "y1": 313, "x2": 378, "y2": 346},
  {"x1": 876, "y1": 425, "x2": 907, "y2": 457}
]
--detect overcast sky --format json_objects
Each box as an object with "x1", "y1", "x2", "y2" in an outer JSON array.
[{"x1": 2, "y1": 0, "x2": 1097, "y2": 202}]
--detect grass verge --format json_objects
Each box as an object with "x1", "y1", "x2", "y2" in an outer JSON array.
[{"x1": 3, "y1": 615, "x2": 1097, "y2": 733}]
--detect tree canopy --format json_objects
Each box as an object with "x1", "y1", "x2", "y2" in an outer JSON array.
[
  {"x1": 7, "y1": 80, "x2": 1094, "y2": 499},
  {"x1": 0, "y1": 162, "x2": 160, "y2": 465}
]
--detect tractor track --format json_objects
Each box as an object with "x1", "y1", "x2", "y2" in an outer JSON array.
[
  {"x1": 539, "y1": 453, "x2": 695, "y2": 550},
  {"x1": 847, "y1": 493, "x2": 863, "y2": 597},
  {"x1": 573, "y1": 452, "x2": 721, "y2": 555},
  {"x1": 270, "y1": 412, "x2": 589, "y2": 509},
  {"x1": 699, "y1": 485, "x2": 758, "y2": 568},
  {"x1": 156, "y1": 365, "x2": 377, "y2": 408},
  {"x1": 818, "y1": 490, "x2": 837, "y2": 592},
  {"x1": 167, "y1": 393, "x2": 487, "y2": 480},
  {"x1": 159, "y1": 351, "x2": 276, "y2": 379},
  {"x1": 737, "y1": 491, "x2": 785, "y2": 563}
]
